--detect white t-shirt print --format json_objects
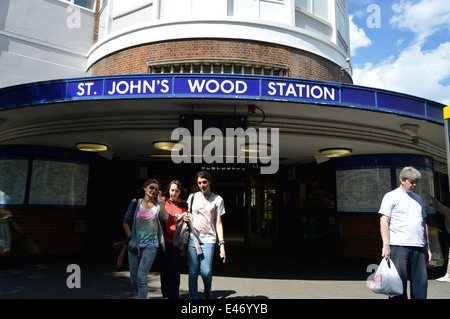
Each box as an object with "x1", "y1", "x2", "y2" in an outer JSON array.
[{"x1": 188, "y1": 192, "x2": 226, "y2": 244}]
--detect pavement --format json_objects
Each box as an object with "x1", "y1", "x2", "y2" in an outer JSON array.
[{"x1": 1, "y1": 245, "x2": 449, "y2": 300}]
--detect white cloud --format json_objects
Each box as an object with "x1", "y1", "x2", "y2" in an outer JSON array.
[
  {"x1": 353, "y1": 42, "x2": 450, "y2": 104},
  {"x1": 390, "y1": 0, "x2": 450, "y2": 45},
  {"x1": 349, "y1": 15, "x2": 372, "y2": 56},
  {"x1": 350, "y1": 0, "x2": 450, "y2": 105}
]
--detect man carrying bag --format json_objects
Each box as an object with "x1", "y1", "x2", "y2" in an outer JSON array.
[{"x1": 378, "y1": 166, "x2": 432, "y2": 299}]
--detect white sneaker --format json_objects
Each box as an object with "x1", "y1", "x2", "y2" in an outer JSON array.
[{"x1": 436, "y1": 276, "x2": 450, "y2": 282}]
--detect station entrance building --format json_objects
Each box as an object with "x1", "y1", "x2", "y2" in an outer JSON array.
[{"x1": 0, "y1": 0, "x2": 448, "y2": 263}]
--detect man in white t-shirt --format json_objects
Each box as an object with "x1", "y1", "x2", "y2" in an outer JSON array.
[{"x1": 379, "y1": 166, "x2": 432, "y2": 299}]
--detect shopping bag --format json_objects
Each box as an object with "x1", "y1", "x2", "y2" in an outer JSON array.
[
  {"x1": 370, "y1": 258, "x2": 403, "y2": 297},
  {"x1": 0, "y1": 218, "x2": 12, "y2": 257},
  {"x1": 113, "y1": 239, "x2": 129, "y2": 270},
  {"x1": 428, "y1": 227, "x2": 444, "y2": 267}
]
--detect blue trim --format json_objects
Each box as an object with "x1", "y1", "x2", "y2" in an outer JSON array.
[
  {"x1": 335, "y1": 154, "x2": 434, "y2": 168},
  {"x1": 0, "y1": 74, "x2": 446, "y2": 124},
  {"x1": 0, "y1": 145, "x2": 91, "y2": 162}
]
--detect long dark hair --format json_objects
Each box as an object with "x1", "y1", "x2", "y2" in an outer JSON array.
[
  {"x1": 135, "y1": 179, "x2": 160, "y2": 199},
  {"x1": 163, "y1": 179, "x2": 187, "y2": 201}
]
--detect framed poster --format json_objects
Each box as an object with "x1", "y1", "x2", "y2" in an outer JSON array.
[
  {"x1": 29, "y1": 160, "x2": 89, "y2": 206},
  {"x1": 0, "y1": 159, "x2": 29, "y2": 205},
  {"x1": 336, "y1": 167, "x2": 392, "y2": 213}
]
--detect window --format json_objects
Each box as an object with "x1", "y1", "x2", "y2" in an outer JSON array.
[
  {"x1": 65, "y1": 0, "x2": 96, "y2": 10},
  {"x1": 147, "y1": 59, "x2": 289, "y2": 77},
  {"x1": 336, "y1": 0, "x2": 349, "y2": 44},
  {"x1": 295, "y1": 0, "x2": 328, "y2": 21}
]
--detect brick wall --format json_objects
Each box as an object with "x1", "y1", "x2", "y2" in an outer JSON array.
[
  {"x1": 90, "y1": 39, "x2": 353, "y2": 83},
  {"x1": 0, "y1": 209, "x2": 88, "y2": 256},
  {"x1": 334, "y1": 213, "x2": 439, "y2": 262},
  {"x1": 335, "y1": 214, "x2": 382, "y2": 262}
]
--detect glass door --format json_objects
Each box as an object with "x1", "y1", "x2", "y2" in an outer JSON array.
[{"x1": 246, "y1": 168, "x2": 278, "y2": 246}]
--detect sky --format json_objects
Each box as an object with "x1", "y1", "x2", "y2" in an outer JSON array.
[{"x1": 349, "y1": 0, "x2": 450, "y2": 105}]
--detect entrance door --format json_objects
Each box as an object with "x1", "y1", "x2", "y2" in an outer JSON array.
[
  {"x1": 246, "y1": 168, "x2": 278, "y2": 246},
  {"x1": 199, "y1": 167, "x2": 247, "y2": 246}
]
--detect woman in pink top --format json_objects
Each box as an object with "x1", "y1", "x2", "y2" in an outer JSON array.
[{"x1": 123, "y1": 179, "x2": 169, "y2": 299}]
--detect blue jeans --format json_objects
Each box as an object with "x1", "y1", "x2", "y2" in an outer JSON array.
[
  {"x1": 390, "y1": 245, "x2": 428, "y2": 299},
  {"x1": 128, "y1": 245, "x2": 158, "y2": 299},
  {"x1": 187, "y1": 236, "x2": 215, "y2": 299}
]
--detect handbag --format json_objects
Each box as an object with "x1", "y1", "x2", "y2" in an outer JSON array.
[
  {"x1": 113, "y1": 199, "x2": 138, "y2": 269},
  {"x1": 113, "y1": 238, "x2": 129, "y2": 270},
  {"x1": 370, "y1": 258, "x2": 403, "y2": 296}
]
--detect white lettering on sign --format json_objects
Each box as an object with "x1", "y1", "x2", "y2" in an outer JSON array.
[
  {"x1": 187, "y1": 79, "x2": 248, "y2": 94},
  {"x1": 77, "y1": 82, "x2": 96, "y2": 96},
  {"x1": 71, "y1": 77, "x2": 337, "y2": 102},
  {"x1": 266, "y1": 82, "x2": 335, "y2": 100},
  {"x1": 107, "y1": 79, "x2": 170, "y2": 95}
]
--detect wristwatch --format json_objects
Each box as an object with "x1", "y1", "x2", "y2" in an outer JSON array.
[{"x1": 218, "y1": 240, "x2": 225, "y2": 246}]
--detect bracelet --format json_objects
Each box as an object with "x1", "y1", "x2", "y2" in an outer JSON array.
[
  {"x1": 157, "y1": 200, "x2": 164, "y2": 205},
  {"x1": 218, "y1": 240, "x2": 225, "y2": 246}
]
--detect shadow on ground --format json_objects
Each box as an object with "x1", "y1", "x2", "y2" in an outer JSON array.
[{"x1": 0, "y1": 244, "x2": 444, "y2": 299}]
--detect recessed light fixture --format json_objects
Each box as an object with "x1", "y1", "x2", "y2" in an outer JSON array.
[
  {"x1": 153, "y1": 141, "x2": 183, "y2": 151},
  {"x1": 240, "y1": 143, "x2": 272, "y2": 153},
  {"x1": 319, "y1": 148, "x2": 352, "y2": 158},
  {"x1": 76, "y1": 143, "x2": 108, "y2": 152}
]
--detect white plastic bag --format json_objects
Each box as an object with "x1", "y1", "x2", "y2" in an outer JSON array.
[{"x1": 370, "y1": 258, "x2": 403, "y2": 297}]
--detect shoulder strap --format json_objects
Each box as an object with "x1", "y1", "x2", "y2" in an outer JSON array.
[
  {"x1": 133, "y1": 198, "x2": 141, "y2": 217},
  {"x1": 189, "y1": 193, "x2": 195, "y2": 213}
]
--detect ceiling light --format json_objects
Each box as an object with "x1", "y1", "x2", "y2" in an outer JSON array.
[
  {"x1": 319, "y1": 148, "x2": 352, "y2": 158},
  {"x1": 240, "y1": 143, "x2": 271, "y2": 153},
  {"x1": 76, "y1": 143, "x2": 108, "y2": 152},
  {"x1": 153, "y1": 141, "x2": 183, "y2": 151}
]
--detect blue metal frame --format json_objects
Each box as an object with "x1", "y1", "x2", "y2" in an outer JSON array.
[{"x1": 0, "y1": 74, "x2": 446, "y2": 124}]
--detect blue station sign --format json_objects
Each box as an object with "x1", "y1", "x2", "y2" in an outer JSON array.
[
  {"x1": 0, "y1": 74, "x2": 445, "y2": 124},
  {"x1": 66, "y1": 76, "x2": 338, "y2": 102}
]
